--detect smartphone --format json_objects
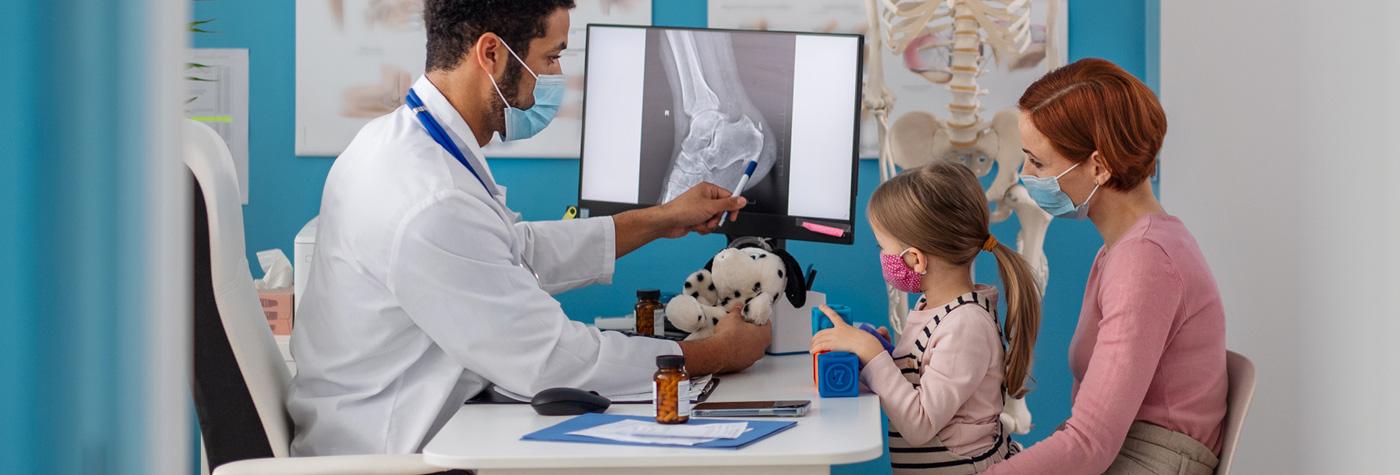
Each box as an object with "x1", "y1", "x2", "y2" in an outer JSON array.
[{"x1": 691, "y1": 400, "x2": 811, "y2": 417}]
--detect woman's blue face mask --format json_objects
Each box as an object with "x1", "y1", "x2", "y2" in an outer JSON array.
[
  {"x1": 487, "y1": 40, "x2": 565, "y2": 142},
  {"x1": 1020, "y1": 161, "x2": 1101, "y2": 220}
]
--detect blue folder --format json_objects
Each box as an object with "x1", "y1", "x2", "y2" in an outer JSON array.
[{"x1": 521, "y1": 413, "x2": 796, "y2": 449}]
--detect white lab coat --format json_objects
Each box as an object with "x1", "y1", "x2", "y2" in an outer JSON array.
[{"x1": 286, "y1": 76, "x2": 681, "y2": 456}]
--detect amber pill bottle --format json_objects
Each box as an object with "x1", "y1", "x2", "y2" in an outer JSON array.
[
  {"x1": 653, "y1": 355, "x2": 690, "y2": 424},
  {"x1": 635, "y1": 289, "x2": 661, "y2": 336}
]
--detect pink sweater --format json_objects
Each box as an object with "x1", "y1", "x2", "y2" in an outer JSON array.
[
  {"x1": 986, "y1": 214, "x2": 1228, "y2": 474},
  {"x1": 861, "y1": 285, "x2": 1006, "y2": 456}
]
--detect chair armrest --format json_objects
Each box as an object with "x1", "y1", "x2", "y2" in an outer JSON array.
[{"x1": 212, "y1": 454, "x2": 442, "y2": 475}]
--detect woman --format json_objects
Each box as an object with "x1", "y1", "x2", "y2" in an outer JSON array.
[{"x1": 983, "y1": 58, "x2": 1228, "y2": 475}]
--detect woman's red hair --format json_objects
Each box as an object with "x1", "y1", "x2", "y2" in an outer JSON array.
[{"x1": 1018, "y1": 58, "x2": 1166, "y2": 190}]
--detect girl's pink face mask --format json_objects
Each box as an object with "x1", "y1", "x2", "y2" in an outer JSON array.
[{"x1": 880, "y1": 249, "x2": 925, "y2": 293}]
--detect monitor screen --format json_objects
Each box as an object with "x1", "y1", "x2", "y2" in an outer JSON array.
[{"x1": 578, "y1": 25, "x2": 863, "y2": 245}]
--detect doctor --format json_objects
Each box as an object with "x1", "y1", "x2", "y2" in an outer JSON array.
[{"x1": 288, "y1": 0, "x2": 771, "y2": 456}]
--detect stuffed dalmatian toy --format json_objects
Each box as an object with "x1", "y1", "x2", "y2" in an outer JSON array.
[{"x1": 665, "y1": 245, "x2": 807, "y2": 340}]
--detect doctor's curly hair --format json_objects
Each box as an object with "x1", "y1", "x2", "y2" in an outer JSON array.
[{"x1": 424, "y1": 0, "x2": 576, "y2": 72}]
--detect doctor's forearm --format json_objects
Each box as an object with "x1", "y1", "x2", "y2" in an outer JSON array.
[
  {"x1": 676, "y1": 338, "x2": 731, "y2": 375},
  {"x1": 611, "y1": 209, "x2": 667, "y2": 258}
]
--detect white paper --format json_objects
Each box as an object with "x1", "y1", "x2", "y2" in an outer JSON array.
[
  {"x1": 708, "y1": 0, "x2": 1069, "y2": 158},
  {"x1": 186, "y1": 48, "x2": 250, "y2": 203},
  {"x1": 296, "y1": 0, "x2": 652, "y2": 158},
  {"x1": 567, "y1": 419, "x2": 748, "y2": 446},
  {"x1": 628, "y1": 421, "x2": 747, "y2": 439}
]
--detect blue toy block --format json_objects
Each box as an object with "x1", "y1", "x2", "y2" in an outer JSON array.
[
  {"x1": 812, "y1": 304, "x2": 894, "y2": 354},
  {"x1": 815, "y1": 351, "x2": 860, "y2": 398},
  {"x1": 812, "y1": 304, "x2": 851, "y2": 333}
]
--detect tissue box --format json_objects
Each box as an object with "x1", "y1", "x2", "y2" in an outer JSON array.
[
  {"x1": 812, "y1": 351, "x2": 860, "y2": 398},
  {"x1": 259, "y1": 287, "x2": 294, "y2": 335}
]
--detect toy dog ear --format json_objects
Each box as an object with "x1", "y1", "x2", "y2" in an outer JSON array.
[{"x1": 770, "y1": 249, "x2": 807, "y2": 308}]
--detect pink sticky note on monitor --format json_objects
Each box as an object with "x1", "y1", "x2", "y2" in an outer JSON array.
[{"x1": 801, "y1": 221, "x2": 846, "y2": 238}]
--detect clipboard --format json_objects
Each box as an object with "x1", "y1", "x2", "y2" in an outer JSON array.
[{"x1": 521, "y1": 413, "x2": 796, "y2": 449}]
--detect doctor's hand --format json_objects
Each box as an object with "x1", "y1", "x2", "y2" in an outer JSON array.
[
  {"x1": 655, "y1": 182, "x2": 748, "y2": 238},
  {"x1": 677, "y1": 303, "x2": 771, "y2": 375},
  {"x1": 612, "y1": 182, "x2": 747, "y2": 258}
]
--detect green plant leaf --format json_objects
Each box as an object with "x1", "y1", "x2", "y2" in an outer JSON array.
[{"x1": 189, "y1": 18, "x2": 215, "y2": 34}]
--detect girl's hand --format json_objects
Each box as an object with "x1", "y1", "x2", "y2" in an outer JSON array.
[{"x1": 810, "y1": 305, "x2": 886, "y2": 364}]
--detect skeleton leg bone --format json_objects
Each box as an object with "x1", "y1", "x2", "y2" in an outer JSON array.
[
  {"x1": 985, "y1": 108, "x2": 1026, "y2": 204},
  {"x1": 996, "y1": 184, "x2": 1051, "y2": 291}
]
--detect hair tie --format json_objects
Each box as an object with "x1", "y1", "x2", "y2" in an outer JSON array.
[{"x1": 982, "y1": 235, "x2": 999, "y2": 252}]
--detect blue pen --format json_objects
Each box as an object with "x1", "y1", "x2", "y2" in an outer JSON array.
[{"x1": 721, "y1": 159, "x2": 758, "y2": 225}]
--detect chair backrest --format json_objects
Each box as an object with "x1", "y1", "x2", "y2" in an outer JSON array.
[
  {"x1": 1216, "y1": 350, "x2": 1256, "y2": 475},
  {"x1": 186, "y1": 120, "x2": 294, "y2": 469}
]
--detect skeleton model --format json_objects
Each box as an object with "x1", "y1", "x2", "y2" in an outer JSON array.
[
  {"x1": 658, "y1": 30, "x2": 778, "y2": 202},
  {"x1": 863, "y1": 0, "x2": 1064, "y2": 436}
]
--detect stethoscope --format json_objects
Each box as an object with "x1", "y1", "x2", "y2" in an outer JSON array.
[{"x1": 404, "y1": 88, "x2": 535, "y2": 276}]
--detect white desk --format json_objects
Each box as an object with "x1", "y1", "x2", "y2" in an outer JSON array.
[{"x1": 422, "y1": 354, "x2": 884, "y2": 475}]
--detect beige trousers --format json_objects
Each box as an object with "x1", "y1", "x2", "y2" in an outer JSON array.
[{"x1": 1104, "y1": 422, "x2": 1219, "y2": 475}]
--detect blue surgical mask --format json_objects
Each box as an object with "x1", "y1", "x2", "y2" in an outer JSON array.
[
  {"x1": 1020, "y1": 161, "x2": 1101, "y2": 220},
  {"x1": 488, "y1": 41, "x2": 565, "y2": 141}
]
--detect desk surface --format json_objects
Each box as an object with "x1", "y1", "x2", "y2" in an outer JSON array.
[{"x1": 422, "y1": 354, "x2": 884, "y2": 470}]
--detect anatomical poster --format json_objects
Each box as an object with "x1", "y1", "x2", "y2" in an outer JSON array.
[{"x1": 296, "y1": 0, "x2": 651, "y2": 157}]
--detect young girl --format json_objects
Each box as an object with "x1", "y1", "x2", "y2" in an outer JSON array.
[{"x1": 812, "y1": 162, "x2": 1041, "y2": 474}]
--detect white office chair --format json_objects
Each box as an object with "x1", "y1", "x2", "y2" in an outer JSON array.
[
  {"x1": 185, "y1": 120, "x2": 439, "y2": 475},
  {"x1": 1215, "y1": 351, "x2": 1256, "y2": 475}
]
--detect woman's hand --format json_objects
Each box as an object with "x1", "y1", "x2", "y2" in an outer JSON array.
[{"x1": 810, "y1": 305, "x2": 886, "y2": 364}]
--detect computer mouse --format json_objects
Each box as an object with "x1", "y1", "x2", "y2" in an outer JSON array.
[{"x1": 530, "y1": 387, "x2": 612, "y2": 416}]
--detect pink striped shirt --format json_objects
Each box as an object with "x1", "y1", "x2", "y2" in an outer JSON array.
[
  {"x1": 861, "y1": 285, "x2": 1006, "y2": 457},
  {"x1": 986, "y1": 214, "x2": 1228, "y2": 474}
]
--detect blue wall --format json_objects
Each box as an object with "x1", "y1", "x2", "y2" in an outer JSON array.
[{"x1": 193, "y1": 1, "x2": 1155, "y2": 473}]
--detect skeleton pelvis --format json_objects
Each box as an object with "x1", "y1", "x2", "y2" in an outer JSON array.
[{"x1": 889, "y1": 111, "x2": 999, "y2": 176}]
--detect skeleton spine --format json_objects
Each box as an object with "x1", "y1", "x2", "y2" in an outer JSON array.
[{"x1": 947, "y1": 2, "x2": 983, "y2": 148}]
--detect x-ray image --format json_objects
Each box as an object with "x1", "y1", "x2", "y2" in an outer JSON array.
[{"x1": 637, "y1": 29, "x2": 795, "y2": 214}]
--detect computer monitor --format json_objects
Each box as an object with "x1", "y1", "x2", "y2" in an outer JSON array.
[{"x1": 578, "y1": 25, "x2": 864, "y2": 245}]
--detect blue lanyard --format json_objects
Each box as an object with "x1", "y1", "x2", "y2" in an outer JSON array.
[{"x1": 405, "y1": 89, "x2": 491, "y2": 193}]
